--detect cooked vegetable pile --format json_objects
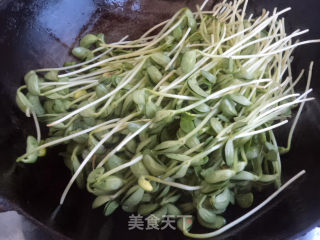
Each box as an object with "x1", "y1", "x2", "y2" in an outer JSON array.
[{"x1": 15, "y1": 0, "x2": 318, "y2": 237}]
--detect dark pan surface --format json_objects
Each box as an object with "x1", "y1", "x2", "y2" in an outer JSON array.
[{"x1": 0, "y1": 0, "x2": 319, "y2": 239}]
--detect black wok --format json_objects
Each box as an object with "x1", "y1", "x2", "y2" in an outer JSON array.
[{"x1": 0, "y1": 0, "x2": 319, "y2": 239}]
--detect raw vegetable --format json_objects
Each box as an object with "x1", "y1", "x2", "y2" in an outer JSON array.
[{"x1": 16, "y1": 0, "x2": 317, "y2": 237}]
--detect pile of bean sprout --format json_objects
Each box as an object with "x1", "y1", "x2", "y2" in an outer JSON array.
[{"x1": 15, "y1": 0, "x2": 318, "y2": 237}]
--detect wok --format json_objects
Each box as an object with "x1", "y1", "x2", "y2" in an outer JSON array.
[{"x1": 0, "y1": 0, "x2": 319, "y2": 239}]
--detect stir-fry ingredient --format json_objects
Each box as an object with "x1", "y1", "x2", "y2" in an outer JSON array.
[{"x1": 15, "y1": 0, "x2": 318, "y2": 237}]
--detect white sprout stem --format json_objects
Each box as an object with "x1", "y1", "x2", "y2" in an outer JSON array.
[
  {"x1": 38, "y1": 36, "x2": 129, "y2": 73},
  {"x1": 269, "y1": 130, "x2": 282, "y2": 188},
  {"x1": 183, "y1": 142, "x2": 205, "y2": 155},
  {"x1": 18, "y1": 119, "x2": 120, "y2": 160},
  {"x1": 218, "y1": 2, "x2": 233, "y2": 21},
  {"x1": 95, "y1": 94, "x2": 116, "y2": 117},
  {"x1": 254, "y1": 97, "x2": 314, "y2": 123},
  {"x1": 93, "y1": 122, "x2": 122, "y2": 137},
  {"x1": 223, "y1": 34, "x2": 283, "y2": 58},
  {"x1": 139, "y1": 19, "x2": 170, "y2": 39},
  {"x1": 248, "y1": 54, "x2": 284, "y2": 79},
  {"x1": 176, "y1": 79, "x2": 271, "y2": 113},
  {"x1": 165, "y1": 53, "x2": 212, "y2": 89},
  {"x1": 94, "y1": 78, "x2": 144, "y2": 117},
  {"x1": 283, "y1": 69, "x2": 305, "y2": 94},
  {"x1": 68, "y1": 68, "x2": 112, "y2": 82},
  {"x1": 211, "y1": 0, "x2": 226, "y2": 15},
  {"x1": 280, "y1": 76, "x2": 293, "y2": 89},
  {"x1": 166, "y1": 46, "x2": 184, "y2": 71},
  {"x1": 39, "y1": 80, "x2": 98, "y2": 87},
  {"x1": 97, "y1": 121, "x2": 152, "y2": 168},
  {"x1": 150, "y1": 91, "x2": 200, "y2": 101},
  {"x1": 284, "y1": 62, "x2": 314, "y2": 151},
  {"x1": 221, "y1": 13, "x2": 266, "y2": 42},
  {"x1": 241, "y1": 0, "x2": 248, "y2": 20},
  {"x1": 59, "y1": 13, "x2": 184, "y2": 78},
  {"x1": 91, "y1": 46, "x2": 106, "y2": 53},
  {"x1": 165, "y1": 142, "x2": 223, "y2": 178},
  {"x1": 259, "y1": 93, "x2": 300, "y2": 112},
  {"x1": 250, "y1": 87, "x2": 310, "y2": 121},
  {"x1": 296, "y1": 88, "x2": 313, "y2": 101},
  {"x1": 100, "y1": 37, "x2": 158, "y2": 49},
  {"x1": 141, "y1": 9, "x2": 184, "y2": 40},
  {"x1": 98, "y1": 155, "x2": 143, "y2": 180},
  {"x1": 63, "y1": 82, "x2": 99, "y2": 99},
  {"x1": 96, "y1": 118, "x2": 151, "y2": 136},
  {"x1": 59, "y1": 123, "x2": 125, "y2": 205},
  {"x1": 243, "y1": 29, "x2": 306, "y2": 67},
  {"x1": 222, "y1": 8, "x2": 289, "y2": 55},
  {"x1": 65, "y1": 36, "x2": 130, "y2": 72},
  {"x1": 244, "y1": 92, "x2": 282, "y2": 121},
  {"x1": 101, "y1": 42, "x2": 150, "y2": 49},
  {"x1": 161, "y1": 52, "x2": 214, "y2": 93},
  {"x1": 187, "y1": 43, "x2": 211, "y2": 48},
  {"x1": 41, "y1": 81, "x2": 93, "y2": 95},
  {"x1": 153, "y1": 70, "x2": 176, "y2": 91},
  {"x1": 48, "y1": 59, "x2": 145, "y2": 126},
  {"x1": 183, "y1": 170, "x2": 306, "y2": 238},
  {"x1": 110, "y1": 180, "x2": 136, "y2": 200},
  {"x1": 114, "y1": 122, "x2": 151, "y2": 152},
  {"x1": 183, "y1": 109, "x2": 217, "y2": 141},
  {"x1": 100, "y1": 36, "x2": 157, "y2": 48},
  {"x1": 160, "y1": 24, "x2": 226, "y2": 92},
  {"x1": 165, "y1": 28, "x2": 192, "y2": 71},
  {"x1": 169, "y1": 27, "x2": 191, "y2": 56},
  {"x1": 145, "y1": 176, "x2": 202, "y2": 191},
  {"x1": 225, "y1": 39, "x2": 320, "y2": 59},
  {"x1": 138, "y1": 17, "x2": 188, "y2": 54},
  {"x1": 233, "y1": 120, "x2": 288, "y2": 140},
  {"x1": 59, "y1": 46, "x2": 153, "y2": 78},
  {"x1": 200, "y1": 0, "x2": 210, "y2": 11},
  {"x1": 31, "y1": 111, "x2": 41, "y2": 143},
  {"x1": 188, "y1": 143, "x2": 223, "y2": 164},
  {"x1": 158, "y1": 85, "x2": 183, "y2": 91},
  {"x1": 248, "y1": 98, "x2": 314, "y2": 130},
  {"x1": 235, "y1": 25, "x2": 294, "y2": 66},
  {"x1": 199, "y1": 11, "x2": 216, "y2": 15},
  {"x1": 108, "y1": 35, "x2": 160, "y2": 46},
  {"x1": 154, "y1": 8, "x2": 185, "y2": 39}
]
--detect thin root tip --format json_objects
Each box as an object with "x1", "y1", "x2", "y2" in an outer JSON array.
[
  {"x1": 295, "y1": 169, "x2": 306, "y2": 178},
  {"x1": 278, "y1": 7, "x2": 292, "y2": 15},
  {"x1": 59, "y1": 197, "x2": 65, "y2": 205},
  {"x1": 47, "y1": 121, "x2": 59, "y2": 127}
]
